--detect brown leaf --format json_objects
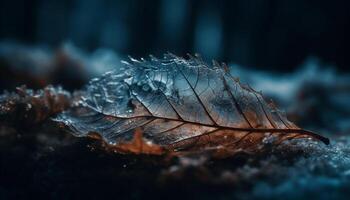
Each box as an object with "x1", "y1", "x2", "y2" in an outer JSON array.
[
  {"x1": 0, "y1": 85, "x2": 72, "y2": 126},
  {"x1": 55, "y1": 54, "x2": 329, "y2": 156},
  {"x1": 103, "y1": 128, "x2": 164, "y2": 155}
]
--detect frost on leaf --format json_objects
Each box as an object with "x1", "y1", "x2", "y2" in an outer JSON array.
[{"x1": 54, "y1": 53, "x2": 329, "y2": 156}]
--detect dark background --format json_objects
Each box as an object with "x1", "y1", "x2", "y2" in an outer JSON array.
[{"x1": 0, "y1": 0, "x2": 349, "y2": 71}]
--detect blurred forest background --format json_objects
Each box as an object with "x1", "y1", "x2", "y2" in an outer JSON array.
[{"x1": 0, "y1": 0, "x2": 349, "y2": 72}]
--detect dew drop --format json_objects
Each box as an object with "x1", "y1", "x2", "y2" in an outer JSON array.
[{"x1": 142, "y1": 84, "x2": 150, "y2": 91}]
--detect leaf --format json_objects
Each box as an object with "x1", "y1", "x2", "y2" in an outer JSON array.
[
  {"x1": 0, "y1": 85, "x2": 71, "y2": 126},
  {"x1": 54, "y1": 53, "x2": 329, "y2": 156},
  {"x1": 102, "y1": 128, "x2": 165, "y2": 155}
]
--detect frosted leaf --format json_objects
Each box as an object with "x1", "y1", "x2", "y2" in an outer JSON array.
[{"x1": 54, "y1": 53, "x2": 329, "y2": 155}]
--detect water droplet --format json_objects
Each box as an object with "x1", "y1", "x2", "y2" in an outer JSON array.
[{"x1": 142, "y1": 84, "x2": 150, "y2": 91}]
